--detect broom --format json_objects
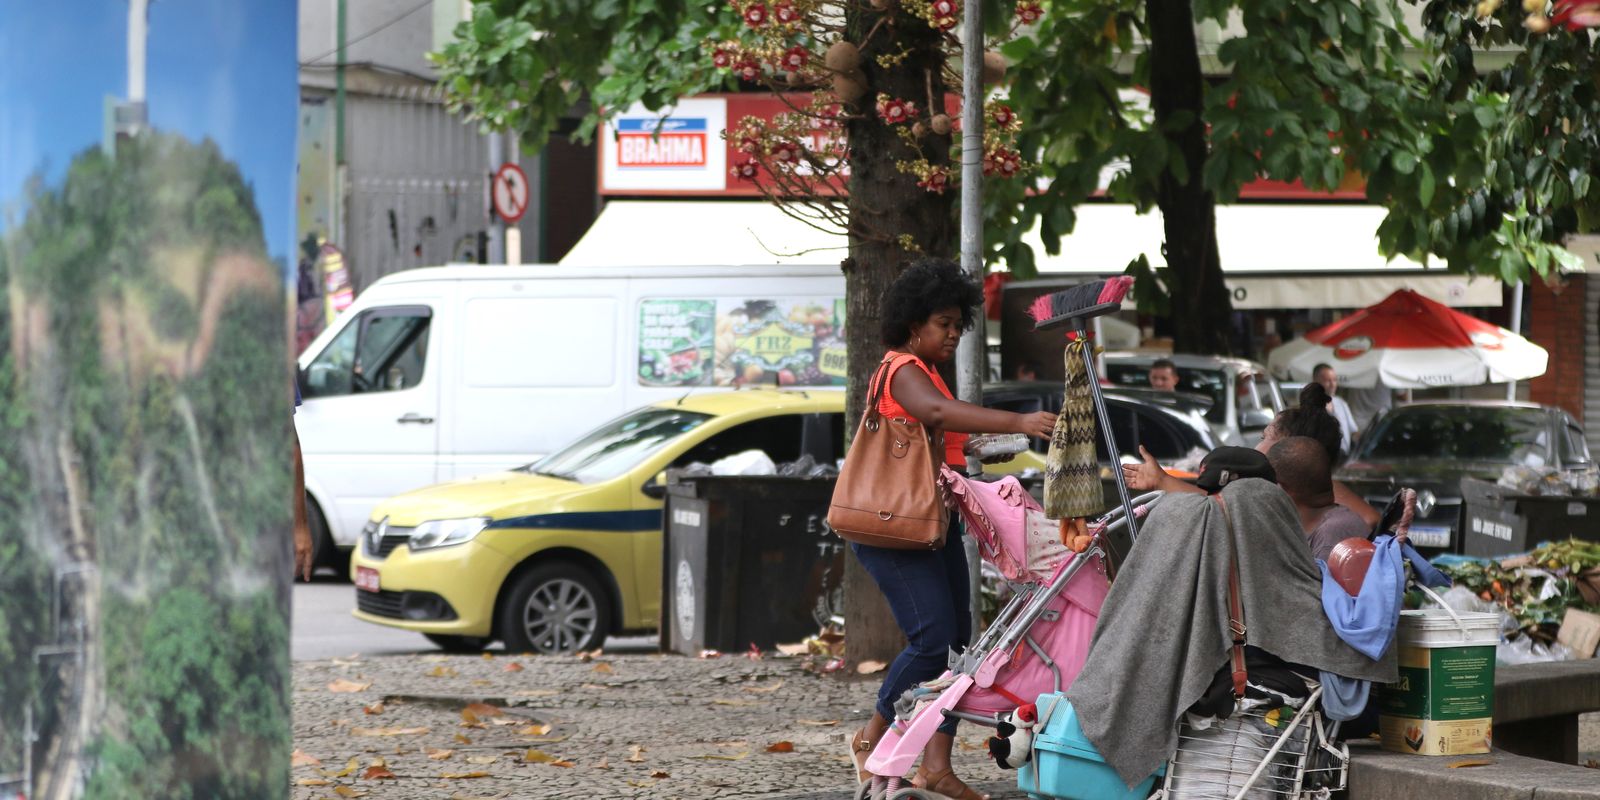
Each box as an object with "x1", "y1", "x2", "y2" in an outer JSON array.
[{"x1": 1027, "y1": 276, "x2": 1134, "y2": 331}]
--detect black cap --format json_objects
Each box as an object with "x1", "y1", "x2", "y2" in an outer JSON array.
[{"x1": 1196, "y1": 446, "x2": 1277, "y2": 494}]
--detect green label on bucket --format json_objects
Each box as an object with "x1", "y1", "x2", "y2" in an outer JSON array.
[{"x1": 1380, "y1": 644, "x2": 1495, "y2": 721}]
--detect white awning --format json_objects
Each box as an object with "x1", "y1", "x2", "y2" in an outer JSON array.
[{"x1": 564, "y1": 200, "x2": 1501, "y2": 308}]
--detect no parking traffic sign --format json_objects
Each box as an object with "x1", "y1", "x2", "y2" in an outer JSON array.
[{"x1": 492, "y1": 162, "x2": 529, "y2": 223}]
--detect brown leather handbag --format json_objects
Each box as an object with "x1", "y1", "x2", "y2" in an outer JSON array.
[{"x1": 826, "y1": 354, "x2": 949, "y2": 550}]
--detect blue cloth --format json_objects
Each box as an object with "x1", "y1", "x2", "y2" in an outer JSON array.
[
  {"x1": 851, "y1": 517, "x2": 972, "y2": 735},
  {"x1": 1317, "y1": 671, "x2": 1371, "y2": 721},
  {"x1": 1403, "y1": 542, "x2": 1451, "y2": 588},
  {"x1": 1317, "y1": 534, "x2": 1405, "y2": 661}
]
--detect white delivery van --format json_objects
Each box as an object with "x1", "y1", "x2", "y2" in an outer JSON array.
[{"x1": 294, "y1": 263, "x2": 846, "y2": 564}]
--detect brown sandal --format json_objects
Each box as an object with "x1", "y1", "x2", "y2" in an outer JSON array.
[
  {"x1": 847, "y1": 728, "x2": 874, "y2": 783},
  {"x1": 916, "y1": 767, "x2": 988, "y2": 800}
]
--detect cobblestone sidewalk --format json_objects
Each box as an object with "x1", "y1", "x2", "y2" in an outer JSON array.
[{"x1": 292, "y1": 652, "x2": 1025, "y2": 800}]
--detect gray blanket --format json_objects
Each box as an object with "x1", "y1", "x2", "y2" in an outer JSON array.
[{"x1": 1063, "y1": 479, "x2": 1396, "y2": 787}]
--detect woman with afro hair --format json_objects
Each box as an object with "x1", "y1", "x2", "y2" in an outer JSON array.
[{"x1": 847, "y1": 257, "x2": 1056, "y2": 799}]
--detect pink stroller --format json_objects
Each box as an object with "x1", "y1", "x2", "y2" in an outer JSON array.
[{"x1": 855, "y1": 467, "x2": 1162, "y2": 800}]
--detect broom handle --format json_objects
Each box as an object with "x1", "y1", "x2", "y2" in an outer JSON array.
[{"x1": 1076, "y1": 328, "x2": 1141, "y2": 547}]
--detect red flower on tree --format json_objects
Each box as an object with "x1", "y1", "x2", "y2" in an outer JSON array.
[
  {"x1": 990, "y1": 104, "x2": 1015, "y2": 127},
  {"x1": 1015, "y1": 2, "x2": 1044, "y2": 24},
  {"x1": 734, "y1": 56, "x2": 762, "y2": 82},
  {"x1": 1554, "y1": 0, "x2": 1600, "y2": 28},
  {"x1": 731, "y1": 160, "x2": 761, "y2": 181},
  {"x1": 918, "y1": 165, "x2": 950, "y2": 194},
  {"x1": 983, "y1": 147, "x2": 1022, "y2": 178},
  {"x1": 712, "y1": 45, "x2": 736, "y2": 69},
  {"x1": 781, "y1": 45, "x2": 809, "y2": 71},
  {"x1": 773, "y1": 0, "x2": 800, "y2": 24},
  {"x1": 742, "y1": 2, "x2": 768, "y2": 27},
  {"x1": 772, "y1": 140, "x2": 803, "y2": 164},
  {"x1": 876, "y1": 95, "x2": 919, "y2": 124},
  {"x1": 931, "y1": 0, "x2": 960, "y2": 29}
]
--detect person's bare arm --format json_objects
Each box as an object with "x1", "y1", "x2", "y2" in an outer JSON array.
[
  {"x1": 1121, "y1": 446, "x2": 1204, "y2": 495},
  {"x1": 889, "y1": 364, "x2": 1055, "y2": 438},
  {"x1": 293, "y1": 425, "x2": 314, "y2": 582},
  {"x1": 1333, "y1": 480, "x2": 1380, "y2": 528}
]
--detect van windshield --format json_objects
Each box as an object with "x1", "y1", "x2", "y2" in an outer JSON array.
[{"x1": 522, "y1": 408, "x2": 713, "y2": 484}]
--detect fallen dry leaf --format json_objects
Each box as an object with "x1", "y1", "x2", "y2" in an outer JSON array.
[
  {"x1": 1449, "y1": 759, "x2": 1493, "y2": 768},
  {"x1": 362, "y1": 766, "x2": 396, "y2": 780},
  {"x1": 594, "y1": 757, "x2": 611, "y2": 770},
  {"x1": 462, "y1": 703, "x2": 502, "y2": 723},
  {"x1": 592, "y1": 662, "x2": 614, "y2": 674},
  {"x1": 577, "y1": 647, "x2": 604, "y2": 662},
  {"x1": 291, "y1": 749, "x2": 322, "y2": 767},
  {"x1": 426, "y1": 748, "x2": 454, "y2": 761},
  {"x1": 328, "y1": 679, "x2": 372, "y2": 693},
  {"x1": 693, "y1": 751, "x2": 750, "y2": 761},
  {"x1": 333, "y1": 787, "x2": 367, "y2": 798},
  {"x1": 294, "y1": 778, "x2": 331, "y2": 787},
  {"x1": 796, "y1": 719, "x2": 841, "y2": 727},
  {"x1": 626, "y1": 745, "x2": 646, "y2": 763},
  {"x1": 440, "y1": 771, "x2": 490, "y2": 779},
  {"x1": 698, "y1": 649, "x2": 723, "y2": 659},
  {"x1": 362, "y1": 702, "x2": 385, "y2": 715},
  {"x1": 454, "y1": 733, "x2": 472, "y2": 745},
  {"x1": 466, "y1": 755, "x2": 499, "y2": 765},
  {"x1": 523, "y1": 749, "x2": 556, "y2": 763},
  {"x1": 503, "y1": 662, "x2": 524, "y2": 673},
  {"x1": 349, "y1": 726, "x2": 430, "y2": 737},
  {"x1": 766, "y1": 741, "x2": 795, "y2": 753},
  {"x1": 650, "y1": 770, "x2": 671, "y2": 779},
  {"x1": 318, "y1": 757, "x2": 360, "y2": 778},
  {"x1": 578, "y1": 682, "x2": 611, "y2": 691},
  {"x1": 856, "y1": 660, "x2": 887, "y2": 675},
  {"x1": 743, "y1": 679, "x2": 785, "y2": 694},
  {"x1": 517, "y1": 724, "x2": 552, "y2": 736},
  {"x1": 426, "y1": 665, "x2": 459, "y2": 678},
  {"x1": 712, "y1": 699, "x2": 756, "y2": 707},
  {"x1": 481, "y1": 652, "x2": 494, "y2": 660},
  {"x1": 551, "y1": 759, "x2": 575, "y2": 768},
  {"x1": 470, "y1": 679, "x2": 492, "y2": 687},
  {"x1": 775, "y1": 642, "x2": 808, "y2": 656}
]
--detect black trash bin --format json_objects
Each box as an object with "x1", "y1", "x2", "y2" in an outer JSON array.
[
  {"x1": 1460, "y1": 477, "x2": 1600, "y2": 557},
  {"x1": 662, "y1": 476, "x2": 844, "y2": 655}
]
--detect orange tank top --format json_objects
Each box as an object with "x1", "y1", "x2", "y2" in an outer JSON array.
[{"x1": 874, "y1": 352, "x2": 969, "y2": 467}]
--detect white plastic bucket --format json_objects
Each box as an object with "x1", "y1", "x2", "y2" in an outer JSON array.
[{"x1": 1378, "y1": 610, "x2": 1499, "y2": 756}]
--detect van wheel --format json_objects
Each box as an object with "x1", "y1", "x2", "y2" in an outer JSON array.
[
  {"x1": 425, "y1": 634, "x2": 490, "y2": 653},
  {"x1": 498, "y1": 563, "x2": 612, "y2": 655},
  {"x1": 305, "y1": 498, "x2": 341, "y2": 578}
]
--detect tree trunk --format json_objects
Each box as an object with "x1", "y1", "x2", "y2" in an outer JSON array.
[
  {"x1": 1147, "y1": 0, "x2": 1233, "y2": 355},
  {"x1": 839, "y1": 7, "x2": 957, "y2": 669}
]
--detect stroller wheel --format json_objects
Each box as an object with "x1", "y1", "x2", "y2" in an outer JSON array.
[
  {"x1": 854, "y1": 777, "x2": 887, "y2": 800},
  {"x1": 887, "y1": 790, "x2": 938, "y2": 800}
]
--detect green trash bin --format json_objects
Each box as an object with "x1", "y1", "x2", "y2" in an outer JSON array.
[{"x1": 662, "y1": 476, "x2": 844, "y2": 655}]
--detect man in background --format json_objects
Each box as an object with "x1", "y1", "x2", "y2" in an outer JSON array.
[
  {"x1": 1148, "y1": 358, "x2": 1179, "y2": 392},
  {"x1": 1343, "y1": 383, "x2": 1395, "y2": 434},
  {"x1": 1313, "y1": 363, "x2": 1359, "y2": 455}
]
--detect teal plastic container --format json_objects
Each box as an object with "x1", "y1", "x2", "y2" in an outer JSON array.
[{"x1": 1018, "y1": 695, "x2": 1164, "y2": 800}]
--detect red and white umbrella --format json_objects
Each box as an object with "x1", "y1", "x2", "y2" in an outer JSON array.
[{"x1": 1267, "y1": 289, "x2": 1548, "y2": 388}]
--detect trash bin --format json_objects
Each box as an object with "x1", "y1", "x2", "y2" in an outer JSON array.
[
  {"x1": 1460, "y1": 478, "x2": 1600, "y2": 558},
  {"x1": 662, "y1": 476, "x2": 844, "y2": 655}
]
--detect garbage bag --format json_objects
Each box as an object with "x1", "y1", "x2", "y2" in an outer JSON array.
[{"x1": 711, "y1": 449, "x2": 777, "y2": 476}]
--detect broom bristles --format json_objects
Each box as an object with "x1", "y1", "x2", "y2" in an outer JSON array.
[{"x1": 1028, "y1": 278, "x2": 1130, "y2": 324}]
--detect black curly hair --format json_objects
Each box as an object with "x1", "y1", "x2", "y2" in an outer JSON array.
[
  {"x1": 879, "y1": 257, "x2": 984, "y2": 347},
  {"x1": 1272, "y1": 382, "x2": 1345, "y2": 465}
]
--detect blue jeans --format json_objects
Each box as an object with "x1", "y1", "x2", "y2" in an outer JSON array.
[{"x1": 851, "y1": 517, "x2": 972, "y2": 735}]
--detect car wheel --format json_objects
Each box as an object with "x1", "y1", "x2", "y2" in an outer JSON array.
[
  {"x1": 425, "y1": 634, "x2": 490, "y2": 653},
  {"x1": 498, "y1": 562, "x2": 612, "y2": 655}
]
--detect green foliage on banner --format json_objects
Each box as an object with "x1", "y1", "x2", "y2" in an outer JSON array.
[{"x1": 0, "y1": 132, "x2": 290, "y2": 798}]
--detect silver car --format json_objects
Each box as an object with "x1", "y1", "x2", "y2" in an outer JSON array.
[{"x1": 1102, "y1": 353, "x2": 1286, "y2": 446}]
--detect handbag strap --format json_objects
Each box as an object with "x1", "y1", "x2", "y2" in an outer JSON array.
[
  {"x1": 1210, "y1": 493, "x2": 1249, "y2": 699},
  {"x1": 862, "y1": 354, "x2": 899, "y2": 424}
]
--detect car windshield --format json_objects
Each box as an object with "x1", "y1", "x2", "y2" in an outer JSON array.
[
  {"x1": 1105, "y1": 363, "x2": 1229, "y2": 424},
  {"x1": 522, "y1": 407, "x2": 713, "y2": 484},
  {"x1": 1356, "y1": 407, "x2": 1552, "y2": 467}
]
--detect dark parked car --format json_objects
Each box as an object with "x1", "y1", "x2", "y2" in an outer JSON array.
[
  {"x1": 1336, "y1": 402, "x2": 1593, "y2": 553},
  {"x1": 981, "y1": 382, "x2": 1220, "y2": 486}
]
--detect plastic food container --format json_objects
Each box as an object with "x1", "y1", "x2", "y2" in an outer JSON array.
[{"x1": 965, "y1": 433, "x2": 1030, "y2": 460}]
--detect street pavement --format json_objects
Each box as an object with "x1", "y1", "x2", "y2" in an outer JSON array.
[{"x1": 290, "y1": 651, "x2": 1023, "y2": 800}]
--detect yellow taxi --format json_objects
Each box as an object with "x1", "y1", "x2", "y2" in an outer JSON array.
[{"x1": 350, "y1": 389, "x2": 845, "y2": 654}]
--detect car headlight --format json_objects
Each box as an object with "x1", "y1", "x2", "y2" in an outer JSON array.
[{"x1": 408, "y1": 517, "x2": 491, "y2": 551}]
